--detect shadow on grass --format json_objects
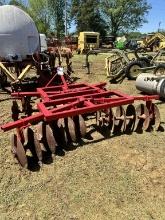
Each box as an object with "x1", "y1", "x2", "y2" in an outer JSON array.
[
  {"x1": 0, "y1": 97, "x2": 12, "y2": 102},
  {"x1": 27, "y1": 151, "x2": 54, "y2": 172},
  {"x1": 71, "y1": 76, "x2": 81, "y2": 82},
  {"x1": 25, "y1": 120, "x2": 164, "y2": 172}
]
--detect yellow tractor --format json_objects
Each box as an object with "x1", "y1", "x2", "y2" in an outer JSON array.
[
  {"x1": 77, "y1": 31, "x2": 100, "y2": 54},
  {"x1": 139, "y1": 32, "x2": 165, "y2": 51}
]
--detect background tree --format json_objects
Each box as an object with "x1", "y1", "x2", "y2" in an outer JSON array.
[
  {"x1": 71, "y1": 0, "x2": 107, "y2": 36},
  {"x1": 48, "y1": 0, "x2": 65, "y2": 39},
  {"x1": 1, "y1": 0, "x2": 151, "y2": 39},
  {"x1": 101, "y1": 0, "x2": 151, "y2": 38},
  {"x1": 0, "y1": 0, "x2": 5, "y2": 5},
  {"x1": 28, "y1": 0, "x2": 51, "y2": 34},
  {"x1": 7, "y1": 0, "x2": 51, "y2": 34},
  {"x1": 127, "y1": 31, "x2": 143, "y2": 40},
  {"x1": 9, "y1": 0, "x2": 27, "y2": 11},
  {"x1": 1, "y1": 0, "x2": 66, "y2": 37}
]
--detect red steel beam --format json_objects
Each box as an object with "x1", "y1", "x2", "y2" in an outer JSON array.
[
  {"x1": 1, "y1": 96, "x2": 133, "y2": 131},
  {"x1": 1, "y1": 78, "x2": 159, "y2": 132},
  {"x1": 1, "y1": 113, "x2": 44, "y2": 131},
  {"x1": 133, "y1": 95, "x2": 159, "y2": 101},
  {"x1": 42, "y1": 91, "x2": 129, "y2": 105},
  {"x1": 45, "y1": 98, "x2": 134, "y2": 121}
]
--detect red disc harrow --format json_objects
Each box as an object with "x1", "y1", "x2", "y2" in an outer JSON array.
[{"x1": 1, "y1": 75, "x2": 161, "y2": 168}]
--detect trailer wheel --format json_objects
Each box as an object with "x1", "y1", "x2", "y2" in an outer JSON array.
[
  {"x1": 134, "y1": 47, "x2": 147, "y2": 58},
  {"x1": 137, "y1": 57, "x2": 151, "y2": 67},
  {"x1": 126, "y1": 60, "x2": 143, "y2": 80},
  {"x1": 153, "y1": 64, "x2": 165, "y2": 76}
]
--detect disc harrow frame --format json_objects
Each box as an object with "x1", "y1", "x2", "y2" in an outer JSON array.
[{"x1": 1, "y1": 75, "x2": 161, "y2": 168}]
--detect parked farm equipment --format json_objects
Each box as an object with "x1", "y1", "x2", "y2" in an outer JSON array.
[
  {"x1": 84, "y1": 49, "x2": 149, "y2": 83},
  {"x1": 105, "y1": 49, "x2": 150, "y2": 81},
  {"x1": 77, "y1": 31, "x2": 100, "y2": 54},
  {"x1": 137, "y1": 32, "x2": 165, "y2": 52},
  {"x1": 1, "y1": 72, "x2": 161, "y2": 169},
  {"x1": 0, "y1": 5, "x2": 40, "y2": 89},
  {"x1": 0, "y1": 5, "x2": 73, "y2": 92},
  {"x1": 136, "y1": 49, "x2": 165, "y2": 76}
]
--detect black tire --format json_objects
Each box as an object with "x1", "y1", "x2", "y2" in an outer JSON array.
[
  {"x1": 153, "y1": 64, "x2": 165, "y2": 76},
  {"x1": 126, "y1": 60, "x2": 143, "y2": 80},
  {"x1": 134, "y1": 47, "x2": 147, "y2": 58},
  {"x1": 137, "y1": 57, "x2": 151, "y2": 67}
]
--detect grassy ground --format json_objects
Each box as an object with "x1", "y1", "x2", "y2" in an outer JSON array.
[{"x1": 0, "y1": 53, "x2": 165, "y2": 220}]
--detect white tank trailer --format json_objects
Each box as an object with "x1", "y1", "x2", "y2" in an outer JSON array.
[
  {"x1": 136, "y1": 73, "x2": 165, "y2": 98},
  {"x1": 0, "y1": 5, "x2": 40, "y2": 61}
]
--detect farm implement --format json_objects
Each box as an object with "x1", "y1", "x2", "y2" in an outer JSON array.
[{"x1": 1, "y1": 74, "x2": 161, "y2": 169}]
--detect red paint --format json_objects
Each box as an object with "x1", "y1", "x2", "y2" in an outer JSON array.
[{"x1": 1, "y1": 76, "x2": 159, "y2": 131}]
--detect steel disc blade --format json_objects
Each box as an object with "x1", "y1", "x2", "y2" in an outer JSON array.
[
  {"x1": 33, "y1": 132, "x2": 43, "y2": 162},
  {"x1": 100, "y1": 108, "x2": 114, "y2": 137},
  {"x1": 66, "y1": 117, "x2": 77, "y2": 142},
  {"x1": 25, "y1": 127, "x2": 43, "y2": 162},
  {"x1": 22, "y1": 127, "x2": 29, "y2": 146},
  {"x1": 151, "y1": 103, "x2": 161, "y2": 130},
  {"x1": 45, "y1": 124, "x2": 57, "y2": 154},
  {"x1": 38, "y1": 121, "x2": 52, "y2": 151},
  {"x1": 36, "y1": 121, "x2": 44, "y2": 141},
  {"x1": 108, "y1": 108, "x2": 115, "y2": 133},
  {"x1": 10, "y1": 133, "x2": 27, "y2": 168},
  {"x1": 125, "y1": 104, "x2": 136, "y2": 132},
  {"x1": 134, "y1": 104, "x2": 150, "y2": 131},
  {"x1": 96, "y1": 111, "x2": 102, "y2": 126},
  {"x1": 143, "y1": 105, "x2": 150, "y2": 130},
  {"x1": 114, "y1": 106, "x2": 126, "y2": 133},
  {"x1": 78, "y1": 115, "x2": 87, "y2": 138},
  {"x1": 134, "y1": 104, "x2": 141, "y2": 131}
]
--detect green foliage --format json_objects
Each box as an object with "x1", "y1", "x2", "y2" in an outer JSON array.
[
  {"x1": 48, "y1": 0, "x2": 65, "y2": 39},
  {"x1": 7, "y1": 0, "x2": 51, "y2": 34},
  {"x1": 9, "y1": 0, "x2": 27, "y2": 11},
  {"x1": 2, "y1": 0, "x2": 151, "y2": 39},
  {"x1": 71, "y1": 0, "x2": 107, "y2": 36},
  {"x1": 0, "y1": 0, "x2": 6, "y2": 5},
  {"x1": 127, "y1": 32, "x2": 143, "y2": 40},
  {"x1": 8, "y1": 0, "x2": 66, "y2": 36},
  {"x1": 28, "y1": 0, "x2": 51, "y2": 34},
  {"x1": 101, "y1": 0, "x2": 151, "y2": 37}
]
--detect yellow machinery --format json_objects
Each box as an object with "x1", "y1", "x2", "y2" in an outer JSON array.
[
  {"x1": 78, "y1": 32, "x2": 100, "y2": 53},
  {"x1": 139, "y1": 33, "x2": 165, "y2": 51}
]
